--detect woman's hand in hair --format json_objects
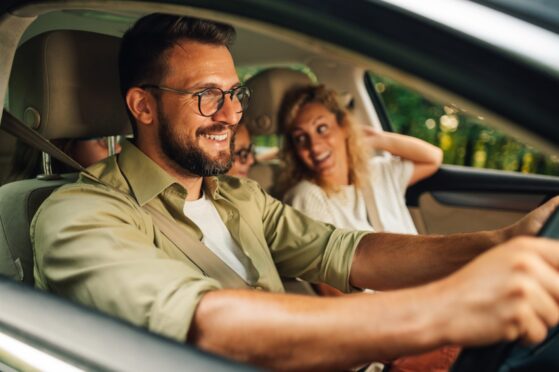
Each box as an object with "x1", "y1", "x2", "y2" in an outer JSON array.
[{"x1": 361, "y1": 126, "x2": 443, "y2": 185}]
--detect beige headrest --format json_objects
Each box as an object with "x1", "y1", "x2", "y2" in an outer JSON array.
[
  {"x1": 9, "y1": 30, "x2": 131, "y2": 140},
  {"x1": 243, "y1": 68, "x2": 312, "y2": 135}
]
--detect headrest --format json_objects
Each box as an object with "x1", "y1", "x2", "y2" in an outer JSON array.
[
  {"x1": 243, "y1": 68, "x2": 312, "y2": 135},
  {"x1": 9, "y1": 30, "x2": 131, "y2": 140}
]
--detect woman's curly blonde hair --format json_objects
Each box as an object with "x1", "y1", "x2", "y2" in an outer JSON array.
[{"x1": 278, "y1": 84, "x2": 369, "y2": 195}]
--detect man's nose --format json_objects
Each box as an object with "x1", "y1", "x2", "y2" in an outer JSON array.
[{"x1": 212, "y1": 96, "x2": 241, "y2": 125}]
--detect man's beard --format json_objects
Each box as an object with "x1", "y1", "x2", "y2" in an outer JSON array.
[{"x1": 158, "y1": 108, "x2": 235, "y2": 177}]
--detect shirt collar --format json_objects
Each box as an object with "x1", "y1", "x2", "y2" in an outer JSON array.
[
  {"x1": 204, "y1": 176, "x2": 221, "y2": 200},
  {"x1": 118, "y1": 140, "x2": 222, "y2": 205},
  {"x1": 118, "y1": 140, "x2": 179, "y2": 206}
]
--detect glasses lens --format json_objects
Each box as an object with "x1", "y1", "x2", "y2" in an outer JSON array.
[
  {"x1": 234, "y1": 86, "x2": 251, "y2": 113},
  {"x1": 198, "y1": 86, "x2": 251, "y2": 116},
  {"x1": 198, "y1": 88, "x2": 223, "y2": 116},
  {"x1": 235, "y1": 144, "x2": 254, "y2": 164},
  {"x1": 239, "y1": 150, "x2": 249, "y2": 163}
]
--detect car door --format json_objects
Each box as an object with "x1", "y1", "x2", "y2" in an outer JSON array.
[{"x1": 365, "y1": 72, "x2": 559, "y2": 235}]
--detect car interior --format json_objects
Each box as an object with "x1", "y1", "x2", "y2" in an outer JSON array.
[
  {"x1": 2, "y1": 5, "x2": 557, "y2": 283},
  {"x1": 1, "y1": 1, "x2": 559, "y2": 370},
  {"x1": 0, "y1": 7, "x2": 368, "y2": 285},
  {"x1": 0, "y1": 27, "x2": 131, "y2": 283},
  {"x1": 2, "y1": 3, "x2": 559, "y2": 282}
]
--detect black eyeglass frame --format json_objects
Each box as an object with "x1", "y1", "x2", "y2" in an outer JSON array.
[
  {"x1": 233, "y1": 143, "x2": 255, "y2": 164},
  {"x1": 139, "y1": 84, "x2": 251, "y2": 117}
]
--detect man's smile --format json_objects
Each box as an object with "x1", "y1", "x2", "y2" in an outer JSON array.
[{"x1": 201, "y1": 132, "x2": 229, "y2": 142}]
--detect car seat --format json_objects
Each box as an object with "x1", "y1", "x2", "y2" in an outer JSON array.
[
  {"x1": 242, "y1": 68, "x2": 318, "y2": 294},
  {"x1": 0, "y1": 131, "x2": 17, "y2": 184},
  {"x1": 0, "y1": 30, "x2": 131, "y2": 284},
  {"x1": 242, "y1": 68, "x2": 312, "y2": 197}
]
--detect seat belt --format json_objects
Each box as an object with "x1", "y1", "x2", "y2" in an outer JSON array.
[
  {"x1": 1, "y1": 110, "x2": 84, "y2": 172},
  {"x1": 1, "y1": 109, "x2": 253, "y2": 289},
  {"x1": 361, "y1": 181, "x2": 384, "y2": 232},
  {"x1": 143, "y1": 204, "x2": 252, "y2": 289}
]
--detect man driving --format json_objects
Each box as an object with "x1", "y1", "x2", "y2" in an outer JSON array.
[{"x1": 32, "y1": 13, "x2": 559, "y2": 370}]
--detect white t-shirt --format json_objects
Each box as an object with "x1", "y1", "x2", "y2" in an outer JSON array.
[
  {"x1": 183, "y1": 192, "x2": 251, "y2": 281},
  {"x1": 284, "y1": 154, "x2": 417, "y2": 234}
]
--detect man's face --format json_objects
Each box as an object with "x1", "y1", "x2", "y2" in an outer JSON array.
[{"x1": 154, "y1": 41, "x2": 242, "y2": 176}]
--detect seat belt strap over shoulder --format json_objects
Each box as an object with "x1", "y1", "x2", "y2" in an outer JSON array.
[
  {"x1": 361, "y1": 181, "x2": 384, "y2": 232},
  {"x1": 142, "y1": 204, "x2": 252, "y2": 289},
  {"x1": 1, "y1": 110, "x2": 84, "y2": 172},
  {"x1": 1, "y1": 109, "x2": 253, "y2": 289}
]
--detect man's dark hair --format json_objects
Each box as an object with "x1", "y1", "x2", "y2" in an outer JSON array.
[{"x1": 119, "y1": 13, "x2": 236, "y2": 137}]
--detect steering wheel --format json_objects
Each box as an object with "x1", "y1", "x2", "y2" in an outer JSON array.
[
  {"x1": 452, "y1": 207, "x2": 559, "y2": 372},
  {"x1": 452, "y1": 326, "x2": 559, "y2": 372}
]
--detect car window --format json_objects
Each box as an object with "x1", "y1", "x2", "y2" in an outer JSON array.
[{"x1": 367, "y1": 72, "x2": 559, "y2": 176}]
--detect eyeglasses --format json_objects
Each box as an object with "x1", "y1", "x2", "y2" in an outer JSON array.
[
  {"x1": 140, "y1": 84, "x2": 251, "y2": 117},
  {"x1": 233, "y1": 144, "x2": 255, "y2": 164}
]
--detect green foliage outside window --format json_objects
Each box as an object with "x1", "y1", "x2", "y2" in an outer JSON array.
[{"x1": 370, "y1": 74, "x2": 559, "y2": 176}]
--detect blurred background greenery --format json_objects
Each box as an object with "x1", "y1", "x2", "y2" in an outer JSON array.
[{"x1": 370, "y1": 74, "x2": 559, "y2": 176}]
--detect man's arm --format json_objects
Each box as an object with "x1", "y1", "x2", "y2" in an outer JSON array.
[
  {"x1": 32, "y1": 183, "x2": 223, "y2": 341},
  {"x1": 189, "y1": 197, "x2": 559, "y2": 370},
  {"x1": 189, "y1": 237, "x2": 559, "y2": 370},
  {"x1": 351, "y1": 196, "x2": 559, "y2": 290},
  {"x1": 350, "y1": 229, "x2": 505, "y2": 290}
]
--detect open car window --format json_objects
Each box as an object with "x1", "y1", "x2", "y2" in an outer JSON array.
[{"x1": 366, "y1": 72, "x2": 559, "y2": 176}]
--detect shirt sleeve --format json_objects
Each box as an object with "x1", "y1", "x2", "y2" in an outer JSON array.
[
  {"x1": 249, "y1": 181, "x2": 368, "y2": 293},
  {"x1": 31, "y1": 183, "x2": 222, "y2": 342}
]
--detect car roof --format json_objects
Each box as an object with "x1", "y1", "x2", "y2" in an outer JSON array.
[
  {"x1": 1, "y1": 0, "x2": 558, "y2": 153},
  {"x1": 472, "y1": 0, "x2": 559, "y2": 34}
]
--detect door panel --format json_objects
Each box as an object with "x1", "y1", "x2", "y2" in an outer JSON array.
[
  {"x1": 411, "y1": 195, "x2": 526, "y2": 235},
  {"x1": 407, "y1": 165, "x2": 559, "y2": 235}
]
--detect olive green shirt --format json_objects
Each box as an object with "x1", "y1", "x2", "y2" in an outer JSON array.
[{"x1": 31, "y1": 141, "x2": 367, "y2": 341}]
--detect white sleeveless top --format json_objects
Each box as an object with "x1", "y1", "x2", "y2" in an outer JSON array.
[{"x1": 284, "y1": 154, "x2": 417, "y2": 234}]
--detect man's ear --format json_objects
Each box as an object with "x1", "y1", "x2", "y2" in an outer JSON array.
[{"x1": 126, "y1": 87, "x2": 156, "y2": 126}]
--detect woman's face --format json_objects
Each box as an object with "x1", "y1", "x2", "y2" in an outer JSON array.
[
  {"x1": 227, "y1": 125, "x2": 255, "y2": 177},
  {"x1": 290, "y1": 102, "x2": 349, "y2": 185}
]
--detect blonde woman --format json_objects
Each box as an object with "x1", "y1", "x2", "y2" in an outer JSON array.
[
  {"x1": 279, "y1": 84, "x2": 458, "y2": 372},
  {"x1": 281, "y1": 84, "x2": 442, "y2": 235}
]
